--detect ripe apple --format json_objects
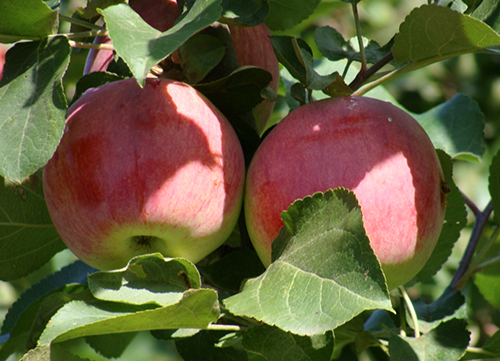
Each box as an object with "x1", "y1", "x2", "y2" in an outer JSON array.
[
  {"x1": 244, "y1": 96, "x2": 447, "y2": 290},
  {"x1": 84, "y1": 0, "x2": 279, "y2": 134},
  {"x1": 43, "y1": 78, "x2": 245, "y2": 270}
]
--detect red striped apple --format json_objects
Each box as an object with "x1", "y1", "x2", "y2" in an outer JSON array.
[
  {"x1": 43, "y1": 78, "x2": 245, "y2": 270},
  {"x1": 244, "y1": 96, "x2": 447, "y2": 290},
  {"x1": 84, "y1": 0, "x2": 279, "y2": 134}
]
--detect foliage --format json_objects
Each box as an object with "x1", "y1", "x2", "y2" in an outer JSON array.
[{"x1": 1, "y1": 0, "x2": 500, "y2": 360}]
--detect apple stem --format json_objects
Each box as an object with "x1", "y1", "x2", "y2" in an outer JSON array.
[
  {"x1": 349, "y1": 52, "x2": 394, "y2": 92},
  {"x1": 59, "y1": 14, "x2": 105, "y2": 31},
  {"x1": 68, "y1": 40, "x2": 114, "y2": 51},
  {"x1": 205, "y1": 324, "x2": 248, "y2": 332},
  {"x1": 400, "y1": 286, "x2": 420, "y2": 338},
  {"x1": 351, "y1": 2, "x2": 367, "y2": 76},
  {"x1": 451, "y1": 200, "x2": 494, "y2": 290}
]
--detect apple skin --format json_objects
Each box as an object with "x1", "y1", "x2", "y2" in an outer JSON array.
[
  {"x1": 244, "y1": 96, "x2": 447, "y2": 290},
  {"x1": 84, "y1": 0, "x2": 279, "y2": 134},
  {"x1": 43, "y1": 78, "x2": 245, "y2": 270}
]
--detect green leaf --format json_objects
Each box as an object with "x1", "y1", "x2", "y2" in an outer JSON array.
[
  {"x1": 413, "y1": 94, "x2": 485, "y2": 161},
  {"x1": 38, "y1": 288, "x2": 220, "y2": 345},
  {"x1": 489, "y1": 148, "x2": 500, "y2": 226},
  {"x1": 388, "y1": 318, "x2": 470, "y2": 361},
  {"x1": 474, "y1": 237, "x2": 500, "y2": 309},
  {"x1": 406, "y1": 288, "x2": 467, "y2": 334},
  {"x1": 271, "y1": 35, "x2": 343, "y2": 93},
  {"x1": 393, "y1": 4, "x2": 500, "y2": 66},
  {"x1": 78, "y1": 0, "x2": 126, "y2": 19},
  {"x1": 176, "y1": 34, "x2": 226, "y2": 84},
  {"x1": 483, "y1": 329, "x2": 500, "y2": 354},
  {"x1": 221, "y1": 0, "x2": 269, "y2": 26},
  {"x1": 265, "y1": 0, "x2": 321, "y2": 31},
  {"x1": 242, "y1": 325, "x2": 334, "y2": 361},
  {"x1": 314, "y1": 26, "x2": 356, "y2": 62},
  {"x1": 0, "y1": 170, "x2": 66, "y2": 281},
  {"x1": 20, "y1": 343, "x2": 92, "y2": 361},
  {"x1": 224, "y1": 189, "x2": 393, "y2": 336},
  {"x1": 88, "y1": 254, "x2": 201, "y2": 306},
  {"x1": 193, "y1": 66, "x2": 272, "y2": 115},
  {"x1": 72, "y1": 71, "x2": 125, "y2": 105},
  {"x1": 0, "y1": 0, "x2": 59, "y2": 42},
  {"x1": 0, "y1": 38, "x2": 69, "y2": 183},
  {"x1": 101, "y1": 1, "x2": 222, "y2": 86},
  {"x1": 176, "y1": 330, "x2": 249, "y2": 361},
  {"x1": 471, "y1": 0, "x2": 500, "y2": 33},
  {"x1": 85, "y1": 332, "x2": 137, "y2": 359},
  {"x1": 408, "y1": 151, "x2": 467, "y2": 285}
]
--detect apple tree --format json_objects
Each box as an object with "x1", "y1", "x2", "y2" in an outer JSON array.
[{"x1": 1, "y1": 0, "x2": 500, "y2": 360}]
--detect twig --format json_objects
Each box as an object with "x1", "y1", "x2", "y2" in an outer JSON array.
[
  {"x1": 349, "y1": 52, "x2": 394, "y2": 92},
  {"x1": 59, "y1": 14, "x2": 104, "y2": 30},
  {"x1": 351, "y1": 2, "x2": 367, "y2": 75},
  {"x1": 451, "y1": 200, "x2": 494, "y2": 290}
]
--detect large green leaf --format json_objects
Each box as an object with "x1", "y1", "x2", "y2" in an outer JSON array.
[
  {"x1": 101, "y1": 1, "x2": 222, "y2": 86},
  {"x1": 393, "y1": 4, "x2": 500, "y2": 66},
  {"x1": 0, "y1": 0, "x2": 59, "y2": 42},
  {"x1": 224, "y1": 189, "x2": 393, "y2": 336},
  {"x1": 0, "y1": 171, "x2": 66, "y2": 281},
  {"x1": 38, "y1": 288, "x2": 220, "y2": 345},
  {"x1": 0, "y1": 38, "x2": 69, "y2": 183}
]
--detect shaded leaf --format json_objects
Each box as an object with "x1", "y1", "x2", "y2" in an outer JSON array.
[
  {"x1": 0, "y1": 171, "x2": 66, "y2": 281},
  {"x1": 198, "y1": 249, "x2": 266, "y2": 294},
  {"x1": 72, "y1": 71, "x2": 125, "y2": 105},
  {"x1": 77, "y1": 0, "x2": 126, "y2": 19},
  {"x1": 0, "y1": 0, "x2": 59, "y2": 42},
  {"x1": 414, "y1": 94, "x2": 485, "y2": 161},
  {"x1": 88, "y1": 254, "x2": 201, "y2": 306},
  {"x1": 471, "y1": 0, "x2": 500, "y2": 33},
  {"x1": 101, "y1": 1, "x2": 222, "y2": 86},
  {"x1": 389, "y1": 318, "x2": 470, "y2": 361},
  {"x1": 242, "y1": 324, "x2": 334, "y2": 361},
  {"x1": 224, "y1": 189, "x2": 393, "y2": 336},
  {"x1": 265, "y1": 0, "x2": 321, "y2": 31},
  {"x1": 489, "y1": 148, "x2": 500, "y2": 226},
  {"x1": 483, "y1": 329, "x2": 500, "y2": 354},
  {"x1": 176, "y1": 330, "x2": 248, "y2": 361},
  {"x1": 177, "y1": 33, "x2": 226, "y2": 84},
  {"x1": 85, "y1": 332, "x2": 137, "y2": 359},
  {"x1": 393, "y1": 4, "x2": 500, "y2": 65},
  {"x1": 0, "y1": 38, "x2": 69, "y2": 183},
  {"x1": 408, "y1": 151, "x2": 467, "y2": 285},
  {"x1": 221, "y1": 0, "x2": 269, "y2": 26},
  {"x1": 20, "y1": 343, "x2": 91, "y2": 361},
  {"x1": 38, "y1": 288, "x2": 220, "y2": 345},
  {"x1": 406, "y1": 288, "x2": 467, "y2": 334},
  {"x1": 194, "y1": 66, "x2": 272, "y2": 115}
]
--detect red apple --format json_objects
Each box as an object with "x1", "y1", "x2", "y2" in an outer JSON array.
[
  {"x1": 0, "y1": 44, "x2": 6, "y2": 80},
  {"x1": 84, "y1": 0, "x2": 279, "y2": 134},
  {"x1": 244, "y1": 96, "x2": 447, "y2": 290},
  {"x1": 43, "y1": 78, "x2": 245, "y2": 270}
]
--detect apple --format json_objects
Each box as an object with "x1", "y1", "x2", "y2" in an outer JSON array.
[
  {"x1": 43, "y1": 78, "x2": 245, "y2": 270},
  {"x1": 244, "y1": 96, "x2": 447, "y2": 290},
  {"x1": 0, "y1": 44, "x2": 7, "y2": 80},
  {"x1": 84, "y1": 0, "x2": 280, "y2": 134}
]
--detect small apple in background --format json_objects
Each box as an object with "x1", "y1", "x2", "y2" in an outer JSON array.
[
  {"x1": 43, "y1": 78, "x2": 245, "y2": 270},
  {"x1": 84, "y1": 0, "x2": 280, "y2": 135},
  {"x1": 244, "y1": 96, "x2": 447, "y2": 290}
]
